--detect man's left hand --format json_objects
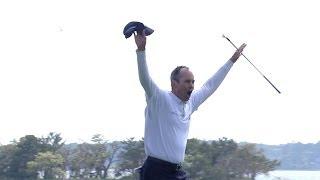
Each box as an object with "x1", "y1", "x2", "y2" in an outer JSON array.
[{"x1": 230, "y1": 43, "x2": 247, "y2": 63}]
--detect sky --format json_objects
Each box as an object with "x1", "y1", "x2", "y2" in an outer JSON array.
[{"x1": 0, "y1": 0, "x2": 319, "y2": 145}]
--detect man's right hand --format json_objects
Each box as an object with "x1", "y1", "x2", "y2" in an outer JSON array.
[{"x1": 134, "y1": 31, "x2": 146, "y2": 51}]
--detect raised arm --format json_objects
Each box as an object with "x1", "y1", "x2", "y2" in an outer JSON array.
[
  {"x1": 135, "y1": 32, "x2": 160, "y2": 98},
  {"x1": 191, "y1": 43, "x2": 246, "y2": 111}
]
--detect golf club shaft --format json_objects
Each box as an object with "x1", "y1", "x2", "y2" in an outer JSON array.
[{"x1": 222, "y1": 35, "x2": 281, "y2": 94}]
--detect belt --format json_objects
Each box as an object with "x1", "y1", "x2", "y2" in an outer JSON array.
[{"x1": 146, "y1": 156, "x2": 182, "y2": 171}]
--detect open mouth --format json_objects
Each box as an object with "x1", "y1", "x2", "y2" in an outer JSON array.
[{"x1": 187, "y1": 90, "x2": 193, "y2": 96}]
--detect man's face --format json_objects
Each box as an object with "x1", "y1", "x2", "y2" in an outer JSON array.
[{"x1": 172, "y1": 68, "x2": 194, "y2": 101}]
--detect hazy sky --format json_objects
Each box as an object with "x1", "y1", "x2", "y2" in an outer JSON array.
[{"x1": 0, "y1": 0, "x2": 319, "y2": 145}]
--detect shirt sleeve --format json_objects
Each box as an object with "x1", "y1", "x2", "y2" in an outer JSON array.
[
  {"x1": 191, "y1": 60, "x2": 234, "y2": 112},
  {"x1": 136, "y1": 50, "x2": 160, "y2": 99}
]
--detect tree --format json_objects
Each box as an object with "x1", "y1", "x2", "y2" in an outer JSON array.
[
  {"x1": 103, "y1": 141, "x2": 121, "y2": 178},
  {"x1": 209, "y1": 138, "x2": 238, "y2": 180},
  {"x1": 41, "y1": 132, "x2": 65, "y2": 153},
  {"x1": 228, "y1": 144, "x2": 280, "y2": 179},
  {"x1": 61, "y1": 134, "x2": 121, "y2": 179},
  {"x1": 116, "y1": 138, "x2": 145, "y2": 178},
  {"x1": 184, "y1": 138, "x2": 279, "y2": 180},
  {"x1": 184, "y1": 138, "x2": 213, "y2": 179},
  {"x1": 68, "y1": 142, "x2": 95, "y2": 178},
  {"x1": 27, "y1": 151, "x2": 65, "y2": 179},
  {"x1": 6, "y1": 135, "x2": 44, "y2": 179},
  {"x1": 0, "y1": 133, "x2": 65, "y2": 179},
  {"x1": 0, "y1": 144, "x2": 17, "y2": 177},
  {"x1": 90, "y1": 134, "x2": 120, "y2": 178},
  {"x1": 184, "y1": 138, "x2": 238, "y2": 180}
]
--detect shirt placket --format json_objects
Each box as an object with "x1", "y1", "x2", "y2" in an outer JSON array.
[{"x1": 181, "y1": 102, "x2": 186, "y2": 117}]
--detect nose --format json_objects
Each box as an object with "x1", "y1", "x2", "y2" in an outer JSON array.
[
  {"x1": 190, "y1": 82, "x2": 194, "y2": 88},
  {"x1": 189, "y1": 84, "x2": 194, "y2": 91}
]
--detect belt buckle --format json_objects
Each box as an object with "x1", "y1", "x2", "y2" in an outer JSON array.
[{"x1": 176, "y1": 163, "x2": 182, "y2": 171}]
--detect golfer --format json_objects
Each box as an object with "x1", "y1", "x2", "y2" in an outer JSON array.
[{"x1": 134, "y1": 31, "x2": 246, "y2": 180}]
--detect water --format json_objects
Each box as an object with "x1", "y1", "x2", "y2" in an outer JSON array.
[{"x1": 256, "y1": 170, "x2": 320, "y2": 180}]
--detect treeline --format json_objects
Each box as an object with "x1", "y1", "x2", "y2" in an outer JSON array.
[
  {"x1": 0, "y1": 133, "x2": 279, "y2": 180},
  {"x1": 257, "y1": 142, "x2": 320, "y2": 170}
]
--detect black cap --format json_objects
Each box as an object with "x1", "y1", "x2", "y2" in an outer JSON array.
[{"x1": 123, "y1": 21, "x2": 154, "y2": 39}]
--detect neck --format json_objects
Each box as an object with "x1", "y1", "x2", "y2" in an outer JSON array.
[{"x1": 171, "y1": 90, "x2": 186, "y2": 102}]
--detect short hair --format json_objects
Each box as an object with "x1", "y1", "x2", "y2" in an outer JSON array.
[{"x1": 170, "y1": 66, "x2": 189, "y2": 82}]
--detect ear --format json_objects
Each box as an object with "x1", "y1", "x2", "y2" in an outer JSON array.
[{"x1": 171, "y1": 80, "x2": 177, "y2": 89}]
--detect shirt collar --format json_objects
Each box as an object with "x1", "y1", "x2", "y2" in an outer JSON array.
[{"x1": 170, "y1": 91, "x2": 187, "y2": 104}]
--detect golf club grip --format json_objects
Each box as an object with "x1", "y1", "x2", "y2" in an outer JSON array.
[{"x1": 263, "y1": 75, "x2": 281, "y2": 94}]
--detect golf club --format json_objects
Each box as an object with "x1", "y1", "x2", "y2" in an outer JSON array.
[{"x1": 222, "y1": 34, "x2": 281, "y2": 94}]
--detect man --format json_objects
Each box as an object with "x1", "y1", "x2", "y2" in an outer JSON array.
[{"x1": 134, "y1": 31, "x2": 246, "y2": 180}]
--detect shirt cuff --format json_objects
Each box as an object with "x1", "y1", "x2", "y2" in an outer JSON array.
[
  {"x1": 136, "y1": 50, "x2": 145, "y2": 60},
  {"x1": 225, "y1": 59, "x2": 234, "y2": 69},
  {"x1": 136, "y1": 50, "x2": 145, "y2": 58}
]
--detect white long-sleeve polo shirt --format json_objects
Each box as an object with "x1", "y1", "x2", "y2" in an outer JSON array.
[{"x1": 136, "y1": 50, "x2": 234, "y2": 164}]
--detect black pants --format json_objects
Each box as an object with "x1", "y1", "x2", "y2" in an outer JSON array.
[{"x1": 139, "y1": 156, "x2": 188, "y2": 180}]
